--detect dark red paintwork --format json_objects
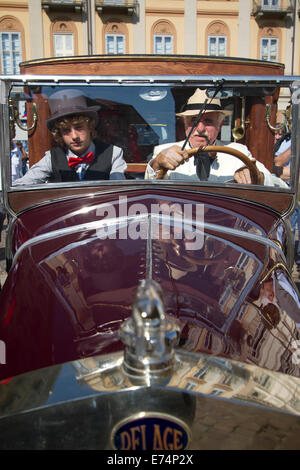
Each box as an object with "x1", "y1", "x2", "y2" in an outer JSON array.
[
  {"x1": 0, "y1": 187, "x2": 299, "y2": 381},
  {"x1": 11, "y1": 189, "x2": 283, "y2": 248}
]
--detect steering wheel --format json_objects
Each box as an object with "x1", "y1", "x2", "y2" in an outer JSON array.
[{"x1": 155, "y1": 145, "x2": 260, "y2": 185}]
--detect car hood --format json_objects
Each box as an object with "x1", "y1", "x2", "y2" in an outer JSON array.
[{"x1": 1, "y1": 189, "x2": 299, "y2": 380}]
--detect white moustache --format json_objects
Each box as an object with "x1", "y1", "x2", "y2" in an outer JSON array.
[{"x1": 193, "y1": 130, "x2": 208, "y2": 138}]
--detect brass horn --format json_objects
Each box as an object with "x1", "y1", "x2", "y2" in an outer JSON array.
[
  {"x1": 9, "y1": 98, "x2": 38, "y2": 132},
  {"x1": 232, "y1": 96, "x2": 245, "y2": 142},
  {"x1": 283, "y1": 104, "x2": 292, "y2": 132},
  {"x1": 265, "y1": 104, "x2": 286, "y2": 133}
]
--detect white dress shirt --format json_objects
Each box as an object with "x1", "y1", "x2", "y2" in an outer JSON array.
[{"x1": 145, "y1": 140, "x2": 288, "y2": 188}]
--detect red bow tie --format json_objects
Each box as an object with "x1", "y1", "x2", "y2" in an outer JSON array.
[{"x1": 68, "y1": 151, "x2": 94, "y2": 169}]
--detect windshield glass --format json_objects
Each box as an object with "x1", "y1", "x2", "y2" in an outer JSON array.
[{"x1": 2, "y1": 79, "x2": 299, "y2": 196}]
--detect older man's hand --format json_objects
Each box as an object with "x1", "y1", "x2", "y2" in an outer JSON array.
[
  {"x1": 151, "y1": 145, "x2": 190, "y2": 172},
  {"x1": 234, "y1": 164, "x2": 265, "y2": 185}
]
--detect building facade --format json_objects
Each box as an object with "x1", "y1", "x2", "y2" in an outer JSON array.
[{"x1": 0, "y1": 0, "x2": 299, "y2": 75}]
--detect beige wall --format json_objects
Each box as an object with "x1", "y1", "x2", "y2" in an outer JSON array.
[
  {"x1": 250, "y1": 16, "x2": 258, "y2": 60},
  {"x1": 250, "y1": 16, "x2": 288, "y2": 66},
  {"x1": 95, "y1": 11, "x2": 104, "y2": 54},
  {"x1": 145, "y1": 0, "x2": 185, "y2": 54},
  {"x1": 96, "y1": 13, "x2": 134, "y2": 54},
  {"x1": 42, "y1": 9, "x2": 86, "y2": 57},
  {"x1": 146, "y1": 0, "x2": 184, "y2": 13},
  {"x1": 197, "y1": 15, "x2": 239, "y2": 56},
  {"x1": 0, "y1": 1, "x2": 30, "y2": 63},
  {"x1": 28, "y1": 0, "x2": 43, "y2": 60},
  {"x1": 0, "y1": 0, "x2": 298, "y2": 74},
  {"x1": 133, "y1": 0, "x2": 145, "y2": 53},
  {"x1": 146, "y1": 14, "x2": 185, "y2": 54},
  {"x1": 42, "y1": 9, "x2": 52, "y2": 58}
]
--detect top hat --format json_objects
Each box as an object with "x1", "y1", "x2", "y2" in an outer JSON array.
[
  {"x1": 176, "y1": 88, "x2": 231, "y2": 118},
  {"x1": 46, "y1": 89, "x2": 100, "y2": 130}
]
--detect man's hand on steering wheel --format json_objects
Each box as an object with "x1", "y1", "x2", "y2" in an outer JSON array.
[
  {"x1": 234, "y1": 160, "x2": 265, "y2": 185},
  {"x1": 150, "y1": 145, "x2": 189, "y2": 172},
  {"x1": 154, "y1": 145, "x2": 262, "y2": 185}
]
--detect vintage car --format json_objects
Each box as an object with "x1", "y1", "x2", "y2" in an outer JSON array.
[{"x1": 0, "y1": 55, "x2": 300, "y2": 450}]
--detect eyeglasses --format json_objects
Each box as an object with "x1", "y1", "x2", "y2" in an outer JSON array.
[{"x1": 185, "y1": 116, "x2": 215, "y2": 127}]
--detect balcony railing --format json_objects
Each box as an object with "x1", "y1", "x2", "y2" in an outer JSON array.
[
  {"x1": 42, "y1": 0, "x2": 84, "y2": 12},
  {"x1": 95, "y1": 0, "x2": 138, "y2": 15},
  {"x1": 252, "y1": 0, "x2": 294, "y2": 20}
]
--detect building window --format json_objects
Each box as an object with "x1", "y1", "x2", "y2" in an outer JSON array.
[
  {"x1": 152, "y1": 20, "x2": 176, "y2": 54},
  {"x1": 51, "y1": 20, "x2": 77, "y2": 57},
  {"x1": 260, "y1": 37, "x2": 279, "y2": 61},
  {"x1": 185, "y1": 381, "x2": 196, "y2": 391},
  {"x1": 0, "y1": 31, "x2": 22, "y2": 74},
  {"x1": 206, "y1": 21, "x2": 230, "y2": 57},
  {"x1": 103, "y1": 22, "x2": 128, "y2": 55},
  {"x1": 53, "y1": 33, "x2": 74, "y2": 57},
  {"x1": 210, "y1": 388, "x2": 224, "y2": 396},
  {"x1": 105, "y1": 34, "x2": 125, "y2": 54},
  {"x1": 194, "y1": 366, "x2": 208, "y2": 379},
  {"x1": 208, "y1": 35, "x2": 227, "y2": 57},
  {"x1": 262, "y1": 0, "x2": 281, "y2": 9},
  {"x1": 154, "y1": 35, "x2": 173, "y2": 54}
]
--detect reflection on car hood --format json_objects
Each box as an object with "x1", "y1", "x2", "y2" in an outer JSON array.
[
  {"x1": 0, "y1": 350, "x2": 300, "y2": 450},
  {"x1": 0, "y1": 190, "x2": 299, "y2": 381}
]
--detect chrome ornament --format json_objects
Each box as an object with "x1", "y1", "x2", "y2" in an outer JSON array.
[{"x1": 119, "y1": 279, "x2": 181, "y2": 385}]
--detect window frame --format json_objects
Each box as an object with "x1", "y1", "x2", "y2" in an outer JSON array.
[
  {"x1": 260, "y1": 37, "x2": 279, "y2": 62},
  {"x1": 53, "y1": 32, "x2": 74, "y2": 57},
  {"x1": 153, "y1": 34, "x2": 174, "y2": 55},
  {"x1": 103, "y1": 0, "x2": 125, "y2": 3},
  {"x1": 105, "y1": 33, "x2": 126, "y2": 55},
  {"x1": 0, "y1": 31, "x2": 22, "y2": 75},
  {"x1": 262, "y1": 0, "x2": 281, "y2": 10},
  {"x1": 207, "y1": 35, "x2": 227, "y2": 57}
]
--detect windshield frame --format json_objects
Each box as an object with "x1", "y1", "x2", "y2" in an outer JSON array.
[{"x1": 1, "y1": 74, "x2": 299, "y2": 216}]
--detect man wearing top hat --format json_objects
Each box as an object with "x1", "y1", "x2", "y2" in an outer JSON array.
[
  {"x1": 145, "y1": 88, "x2": 286, "y2": 187},
  {"x1": 13, "y1": 89, "x2": 126, "y2": 185}
]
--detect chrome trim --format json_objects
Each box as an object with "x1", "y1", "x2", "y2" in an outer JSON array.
[
  {"x1": 1, "y1": 74, "x2": 300, "y2": 86},
  {"x1": 0, "y1": 82, "x2": 14, "y2": 214},
  {"x1": 11, "y1": 211, "x2": 285, "y2": 266},
  {"x1": 4, "y1": 215, "x2": 17, "y2": 270},
  {"x1": 290, "y1": 93, "x2": 300, "y2": 201},
  {"x1": 1, "y1": 350, "x2": 300, "y2": 420},
  {"x1": 73, "y1": 349, "x2": 300, "y2": 415},
  {"x1": 146, "y1": 213, "x2": 153, "y2": 280},
  {"x1": 9, "y1": 178, "x2": 293, "y2": 192},
  {"x1": 260, "y1": 262, "x2": 291, "y2": 284}
]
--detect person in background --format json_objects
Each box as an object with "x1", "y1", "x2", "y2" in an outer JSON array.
[
  {"x1": 10, "y1": 126, "x2": 23, "y2": 183},
  {"x1": 16, "y1": 141, "x2": 29, "y2": 175},
  {"x1": 272, "y1": 124, "x2": 291, "y2": 179}
]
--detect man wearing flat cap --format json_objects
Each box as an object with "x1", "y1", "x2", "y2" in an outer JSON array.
[
  {"x1": 145, "y1": 88, "x2": 286, "y2": 187},
  {"x1": 14, "y1": 89, "x2": 126, "y2": 185}
]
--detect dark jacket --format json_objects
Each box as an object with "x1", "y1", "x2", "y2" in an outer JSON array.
[{"x1": 48, "y1": 140, "x2": 113, "y2": 182}]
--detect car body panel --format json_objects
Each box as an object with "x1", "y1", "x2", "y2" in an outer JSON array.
[{"x1": 1, "y1": 189, "x2": 300, "y2": 382}]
